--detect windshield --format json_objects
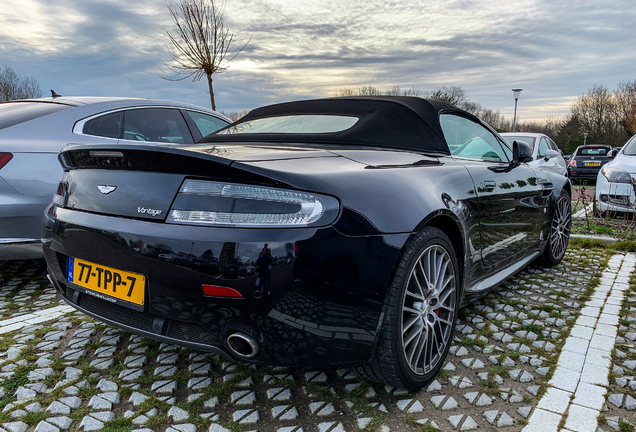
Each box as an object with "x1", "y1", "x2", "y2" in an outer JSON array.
[
  {"x1": 623, "y1": 136, "x2": 636, "y2": 155},
  {"x1": 217, "y1": 115, "x2": 358, "y2": 134}
]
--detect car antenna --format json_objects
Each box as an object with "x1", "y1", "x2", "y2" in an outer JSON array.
[{"x1": 50, "y1": 89, "x2": 62, "y2": 98}]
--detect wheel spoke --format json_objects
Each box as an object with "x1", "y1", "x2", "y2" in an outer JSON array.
[
  {"x1": 401, "y1": 241, "x2": 457, "y2": 376},
  {"x1": 402, "y1": 315, "x2": 421, "y2": 334}
]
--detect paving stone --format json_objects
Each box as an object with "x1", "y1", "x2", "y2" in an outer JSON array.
[
  {"x1": 34, "y1": 421, "x2": 60, "y2": 432},
  {"x1": 15, "y1": 387, "x2": 36, "y2": 400},
  {"x1": 626, "y1": 395, "x2": 636, "y2": 410},
  {"x1": 119, "y1": 369, "x2": 144, "y2": 381},
  {"x1": 608, "y1": 393, "x2": 625, "y2": 408},
  {"x1": 47, "y1": 402, "x2": 70, "y2": 415},
  {"x1": 188, "y1": 377, "x2": 212, "y2": 390},
  {"x1": 497, "y1": 412, "x2": 515, "y2": 427},
  {"x1": 91, "y1": 412, "x2": 115, "y2": 422},
  {"x1": 89, "y1": 358, "x2": 114, "y2": 370},
  {"x1": 157, "y1": 353, "x2": 178, "y2": 364},
  {"x1": 168, "y1": 406, "x2": 190, "y2": 422},
  {"x1": 447, "y1": 415, "x2": 463, "y2": 428},
  {"x1": 442, "y1": 397, "x2": 459, "y2": 410},
  {"x1": 460, "y1": 416, "x2": 478, "y2": 430},
  {"x1": 97, "y1": 379, "x2": 118, "y2": 392},
  {"x1": 129, "y1": 392, "x2": 149, "y2": 406},
  {"x1": 58, "y1": 397, "x2": 81, "y2": 409},
  {"x1": 475, "y1": 394, "x2": 493, "y2": 406},
  {"x1": 232, "y1": 409, "x2": 260, "y2": 424},
  {"x1": 1, "y1": 422, "x2": 28, "y2": 432},
  {"x1": 203, "y1": 397, "x2": 219, "y2": 409},
  {"x1": 79, "y1": 416, "x2": 103, "y2": 432},
  {"x1": 132, "y1": 415, "x2": 149, "y2": 425},
  {"x1": 208, "y1": 424, "x2": 231, "y2": 432},
  {"x1": 517, "y1": 406, "x2": 532, "y2": 418},
  {"x1": 154, "y1": 365, "x2": 178, "y2": 377}
]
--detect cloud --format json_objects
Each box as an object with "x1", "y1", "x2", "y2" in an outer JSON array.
[{"x1": 0, "y1": 0, "x2": 635, "y2": 121}]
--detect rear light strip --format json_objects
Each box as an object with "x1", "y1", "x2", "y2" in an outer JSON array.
[{"x1": 0, "y1": 153, "x2": 13, "y2": 170}]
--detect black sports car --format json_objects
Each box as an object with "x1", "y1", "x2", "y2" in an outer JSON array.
[{"x1": 43, "y1": 96, "x2": 571, "y2": 390}]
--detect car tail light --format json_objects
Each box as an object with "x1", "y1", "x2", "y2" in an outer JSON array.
[
  {"x1": 202, "y1": 284, "x2": 243, "y2": 299},
  {"x1": 167, "y1": 180, "x2": 340, "y2": 228},
  {"x1": 0, "y1": 153, "x2": 13, "y2": 170},
  {"x1": 569, "y1": 160, "x2": 576, "y2": 167},
  {"x1": 52, "y1": 172, "x2": 69, "y2": 207}
]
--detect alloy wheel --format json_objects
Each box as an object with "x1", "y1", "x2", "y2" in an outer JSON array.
[
  {"x1": 550, "y1": 196, "x2": 571, "y2": 260},
  {"x1": 401, "y1": 244, "x2": 457, "y2": 375}
]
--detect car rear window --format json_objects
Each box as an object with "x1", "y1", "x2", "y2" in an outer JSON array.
[
  {"x1": 578, "y1": 147, "x2": 608, "y2": 156},
  {"x1": 217, "y1": 115, "x2": 359, "y2": 134},
  {"x1": 0, "y1": 102, "x2": 73, "y2": 130}
]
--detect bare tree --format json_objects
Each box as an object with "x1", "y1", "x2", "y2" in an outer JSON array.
[
  {"x1": 161, "y1": 0, "x2": 248, "y2": 110},
  {"x1": 0, "y1": 65, "x2": 42, "y2": 101},
  {"x1": 571, "y1": 84, "x2": 628, "y2": 145},
  {"x1": 615, "y1": 80, "x2": 636, "y2": 135}
]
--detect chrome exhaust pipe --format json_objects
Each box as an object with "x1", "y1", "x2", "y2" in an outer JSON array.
[{"x1": 226, "y1": 332, "x2": 260, "y2": 358}]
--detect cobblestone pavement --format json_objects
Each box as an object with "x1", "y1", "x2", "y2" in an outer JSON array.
[{"x1": 0, "y1": 248, "x2": 635, "y2": 432}]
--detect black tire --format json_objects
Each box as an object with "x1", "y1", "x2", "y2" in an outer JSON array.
[
  {"x1": 355, "y1": 227, "x2": 460, "y2": 390},
  {"x1": 538, "y1": 190, "x2": 571, "y2": 267}
]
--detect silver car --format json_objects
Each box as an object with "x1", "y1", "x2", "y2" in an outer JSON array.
[
  {"x1": 0, "y1": 96, "x2": 230, "y2": 259},
  {"x1": 500, "y1": 132, "x2": 568, "y2": 177}
]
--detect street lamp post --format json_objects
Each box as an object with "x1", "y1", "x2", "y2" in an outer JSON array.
[
  {"x1": 512, "y1": 88, "x2": 523, "y2": 132},
  {"x1": 583, "y1": 133, "x2": 588, "y2": 146}
]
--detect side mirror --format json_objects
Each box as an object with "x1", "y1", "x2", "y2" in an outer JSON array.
[
  {"x1": 608, "y1": 148, "x2": 619, "y2": 159},
  {"x1": 545, "y1": 149, "x2": 559, "y2": 161},
  {"x1": 513, "y1": 140, "x2": 533, "y2": 164}
]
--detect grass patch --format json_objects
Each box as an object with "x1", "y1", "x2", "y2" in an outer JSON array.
[
  {"x1": 22, "y1": 410, "x2": 49, "y2": 426},
  {"x1": 345, "y1": 381, "x2": 386, "y2": 432},
  {"x1": 404, "y1": 414, "x2": 441, "y2": 432},
  {"x1": 619, "y1": 420, "x2": 635, "y2": 432},
  {"x1": 305, "y1": 382, "x2": 336, "y2": 399},
  {"x1": 0, "y1": 334, "x2": 13, "y2": 351},
  {"x1": 145, "y1": 415, "x2": 170, "y2": 430},
  {"x1": 32, "y1": 326, "x2": 57, "y2": 338},
  {"x1": 1, "y1": 364, "x2": 36, "y2": 394},
  {"x1": 102, "y1": 417, "x2": 134, "y2": 432},
  {"x1": 461, "y1": 337, "x2": 487, "y2": 348}
]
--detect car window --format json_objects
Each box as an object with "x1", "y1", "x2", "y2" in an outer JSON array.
[
  {"x1": 217, "y1": 115, "x2": 359, "y2": 134},
  {"x1": 537, "y1": 138, "x2": 549, "y2": 158},
  {"x1": 547, "y1": 138, "x2": 558, "y2": 151},
  {"x1": 83, "y1": 112, "x2": 122, "y2": 139},
  {"x1": 186, "y1": 111, "x2": 229, "y2": 137},
  {"x1": 440, "y1": 114, "x2": 510, "y2": 162},
  {"x1": 624, "y1": 135, "x2": 636, "y2": 155},
  {"x1": 0, "y1": 102, "x2": 73, "y2": 130},
  {"x1": 122, "y1": 109, "x2": 194, "y2": 144},
  {"x1": 579, "y1": 147, "x2": 608, "y2": 156}
]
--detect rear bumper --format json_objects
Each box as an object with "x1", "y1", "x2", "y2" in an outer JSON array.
[{"x1": 43, "y1": 206, "x2": 405, "y2": 368}]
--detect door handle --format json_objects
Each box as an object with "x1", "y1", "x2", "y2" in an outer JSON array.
[{"x1": 481, "y1": 180, "x2": 496, "y2": 192}]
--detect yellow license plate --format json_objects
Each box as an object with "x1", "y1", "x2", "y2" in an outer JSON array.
[
  {"x1": 585, "y1": 162, "x2": 601, "y2": 166},
  {"x1": 68, "y1": 257, "x2": 145, "y2": 305}
]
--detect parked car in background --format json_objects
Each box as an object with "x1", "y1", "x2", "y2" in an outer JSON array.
[
  {"x1": 595, "y1": 135, "x2": 636, "y2": 214},
  {"x1": 43, "y1": 96, "x2": 571, "y2": 390},
  {"x1": 500, "y1": 132, "x2": 567, "y2": 176},
  {"x1": 567, "y1": 144, "x2": 612, "y2": 181},
  {"x1": 0, "y1": 96, "x2": 230, "y2": 258}
]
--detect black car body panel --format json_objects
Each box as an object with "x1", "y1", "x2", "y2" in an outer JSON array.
[{"x1": 43, "y1": 96, "x2": 571, "y2": 372}]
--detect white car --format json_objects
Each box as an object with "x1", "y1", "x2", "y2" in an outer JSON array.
[
  {"x1": 595, "y1": 134, "x2": 636, "y2": 213},
  {"x1": 500, "y1": 132, "x2": 567, "y2": 176}
]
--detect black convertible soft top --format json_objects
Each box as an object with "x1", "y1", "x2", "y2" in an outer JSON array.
[{"x1": 200, "y1": 96, "x2": 465, "y2": 155}]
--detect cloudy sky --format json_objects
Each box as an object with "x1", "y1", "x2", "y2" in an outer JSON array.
[{"x1": 1, "y1": 0, "x2": 635, "y2": 122}]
